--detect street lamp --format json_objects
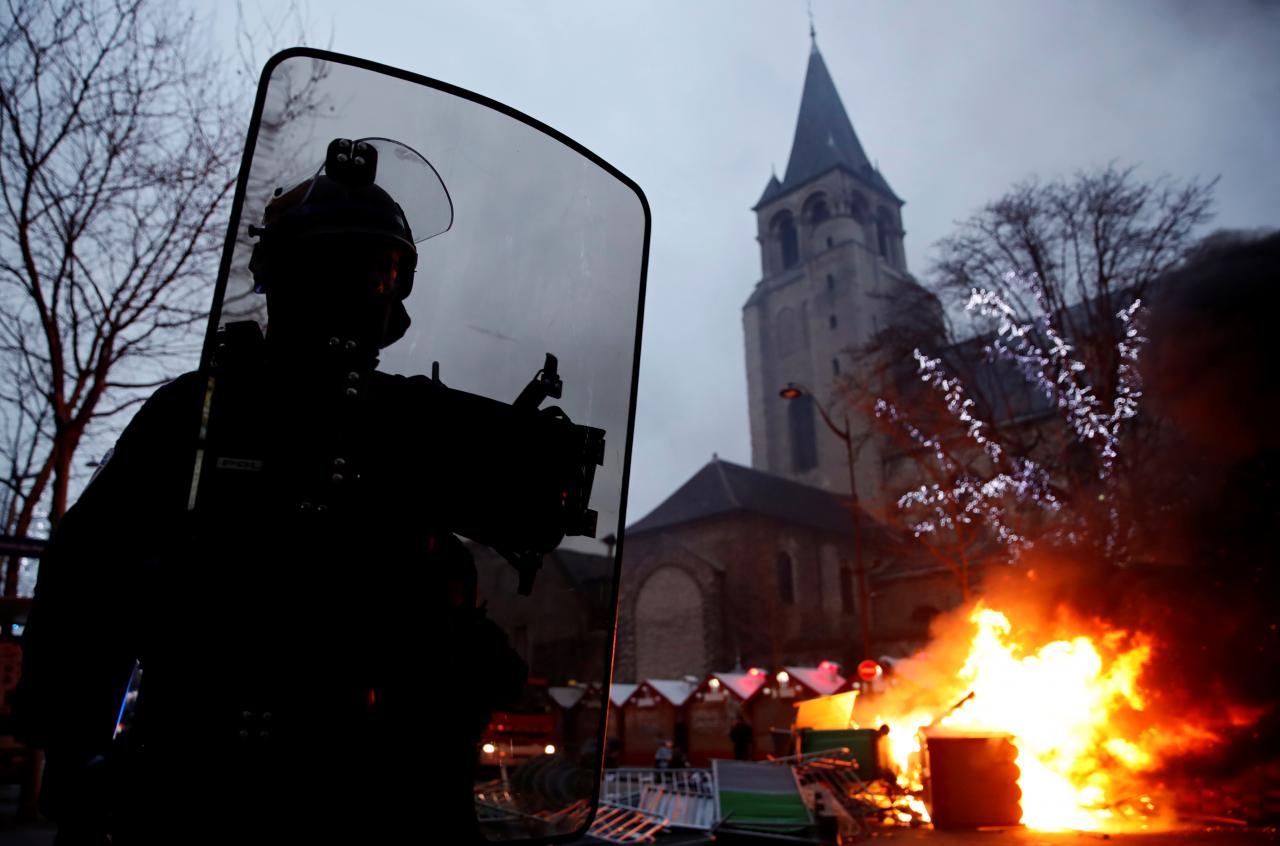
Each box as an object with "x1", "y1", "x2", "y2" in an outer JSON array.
[{"x1": 778, "y1": 382, "x2": 873, "y2": 662}]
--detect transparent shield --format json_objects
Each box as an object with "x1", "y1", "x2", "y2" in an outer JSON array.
[{"x1": 200, "y1": 50, "x2": 648, "y2": 840}]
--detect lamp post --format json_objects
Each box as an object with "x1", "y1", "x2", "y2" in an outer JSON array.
[{"x1": 779, "y1": 382, "x2": 873, "y2": 662}]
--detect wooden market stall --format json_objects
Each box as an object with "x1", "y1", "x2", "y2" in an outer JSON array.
[
  {"x1": 547, "y1": 682, "x2": 603, "y2": 764},
  {"x1": 750, "y1": 661, "x2": 849, "y2": 758},
  {"x1": 685, "y1": 669, "x2": 767, "y2": 765},
  {"x1": 605, "y1": 682, "x2": 637, "y2": 766},
  {"x1": 616, "y1": 678, "x2": 696, "y2": 767}
]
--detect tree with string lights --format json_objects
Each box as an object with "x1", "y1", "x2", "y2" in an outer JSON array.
[{"x1": 840, "y1": 165, "x2": 1214, "y2": 594}]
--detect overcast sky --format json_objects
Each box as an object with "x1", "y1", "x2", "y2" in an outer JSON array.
[{"x1": 219, "y1": 0, "x2": 1280, "y2": 526}]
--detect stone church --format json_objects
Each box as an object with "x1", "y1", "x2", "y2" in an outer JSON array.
[{"x1": 613, "y1": 41, "x2": 963, "y2": 685}]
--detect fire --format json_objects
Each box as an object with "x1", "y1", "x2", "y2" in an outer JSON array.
[{"x1": 869, "y1": 602, "x2": 1221, "y2": 832}]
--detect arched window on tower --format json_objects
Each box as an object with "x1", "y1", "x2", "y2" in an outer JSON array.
[
  {"x1": 803, "y1": 192, "x2": 830, "y2": 226},
  {"x1": 772, "y1": 210, "x2": 799, "y2": 270},
  {"x1": 776, "y1": 552, "x2": 796, "y2": 604},
  {"x1": 788, "y1": 393, "x2": 818, "y2": 472}
]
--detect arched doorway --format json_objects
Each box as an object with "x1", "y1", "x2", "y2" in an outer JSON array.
[{"x1": 635, "y1": 566, "x2": 705, "y2": 680}]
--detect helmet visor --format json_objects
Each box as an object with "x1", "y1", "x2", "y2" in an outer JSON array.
[
  {"x1": 291, "y1": 136, "x2": 453, "y2": 244},
  {"x1": 289, "y1": 233, "x2": 414, "y2": 300}
]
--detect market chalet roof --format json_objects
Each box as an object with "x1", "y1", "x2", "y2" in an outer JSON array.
[
  {"x1": 609, "y1": 680, "x2": 699, "y2": 709},
  {"x1": 627, "y1": 456, "x2": 862, "y2": 536},
  {"x1": 608, "y1": 682, "x2": 638, "y2": 708},
  {"x1": 784, "y1": 664, "x2": 848, "y2": 697},
  {"x1": 644, "y1": 679, "x2": 698, "y2": 708},
  {"x1": 756, "y1": 43, "x2": 900, "y2": 210},
  {"x1": 547, "y1": 686, "x2": 586, "y2": 710},
  {"x1": 706, "y1": 671, "x2": 767, "y2": 702}
]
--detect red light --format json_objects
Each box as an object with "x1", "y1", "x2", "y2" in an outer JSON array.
[{"x1": 747, "y1": 667, "x2": 765, "y2": 677}]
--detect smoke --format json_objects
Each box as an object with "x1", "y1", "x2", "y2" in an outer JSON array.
[
  {"x1": 866, "y1": 232, "x2": 1280, "y2": 784},
  {"x1": 1129, "y1": 229, "x2": 1280, "y2": 776}
]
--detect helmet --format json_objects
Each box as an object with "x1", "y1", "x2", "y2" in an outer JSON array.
[{"x1": 247, "y1": 138, "x2": 446, "y2": 349}]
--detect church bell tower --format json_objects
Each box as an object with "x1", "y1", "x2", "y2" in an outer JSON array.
[{"x1": 743, "y1": 40, "x2": 935, "y2": 497}]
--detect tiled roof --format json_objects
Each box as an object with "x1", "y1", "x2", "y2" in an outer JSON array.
[
  {"x1": 551, "y1": 548, "x2": 613, "y2": 588},
  {"x1": 627, "y1": 457, "x2": 862, "y2": 536}
]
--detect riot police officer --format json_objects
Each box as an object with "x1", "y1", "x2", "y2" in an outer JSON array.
[{"x1": 15, "y1": 138, "x2": 527, "y2": 844}]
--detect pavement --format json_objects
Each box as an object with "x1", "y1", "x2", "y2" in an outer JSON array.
[
  {"x1": 0, "y1": 822, "x2": 1276, "y2": 844},
  {"x1": 864, "y1": 829, "x2": 1278, "y2": 845}
]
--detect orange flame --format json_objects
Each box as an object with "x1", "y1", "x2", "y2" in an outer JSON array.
[{"x1": 868, "y1": 602, "x2": 1223, "y2": 831}]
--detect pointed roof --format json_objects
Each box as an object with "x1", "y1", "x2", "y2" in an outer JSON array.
[
  {"x1": 626, "y1": 457, "x2": 861, "y2": 536},
  {"x1": 609, "y1": 682, "x2": 638, "y2": 707},
  {"x1": 547, "y1": 686, "x2": 587, "y2": 710},
  {"x1": 644, "y1": 679, "x2": 698, "y2": 708},
  {"x1": 756, "y1": 173, "x2": 782, "y2": 207},
  {"x1": 783, "y1": 664, "x2": 849, "y2": 697},
  {"x1": 706, "y1": 670, "x2": 767, "y2": 703},
  {"x1": 757, "y1": 45, "x2": 900, "y2": 209}
]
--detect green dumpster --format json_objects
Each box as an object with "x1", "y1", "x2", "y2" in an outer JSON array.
[{"x1": 796, "y1": 727, "x2": 890, "y2": 780}]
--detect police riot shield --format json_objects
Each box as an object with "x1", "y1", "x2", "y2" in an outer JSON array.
[{"x1": 200, "y1": 49, "x2": 648, "y2": 840}]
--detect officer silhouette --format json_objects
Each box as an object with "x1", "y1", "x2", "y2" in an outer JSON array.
[{"x1": 15, "y1": 138, "x2": 529, "y2": 844}]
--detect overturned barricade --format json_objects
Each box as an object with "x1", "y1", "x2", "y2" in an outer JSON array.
[
  {"x1": 590, "y1": 757, "x2": 850, "y2": 844},
  {"x1": 773, "y1": 746, "x2": 926, "y2": 836},
  {"x1": 588, "y1": 736, "x2": 926, "y2": 843},
  {"x1": 714, "y1": 758, "x2": 815, "y2": 837},
  {"x1": 599, "y1": 768, "x2": 717, "y2": 830},
  {"x1": 587, "y1": 804, "x2": 671, "y2": 844}
]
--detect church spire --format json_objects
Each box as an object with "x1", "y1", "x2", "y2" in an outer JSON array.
[
  {"x1": 762, "y1": 45, "x2": 899, "y2": 207},
  {"x1": 785, "y1": 46, "x2": 869, "y2": 186}
]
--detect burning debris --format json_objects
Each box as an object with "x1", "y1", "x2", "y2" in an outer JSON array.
[
  {"x1": 813, "y1": 564, "x2": 1274, "y2": 834},
  {"x1": 868, "y1": 601, "x2": 1211, "y2": 831},
  {"x1": 846, "y1": 233, "x2": 1280, "y2": 832}
]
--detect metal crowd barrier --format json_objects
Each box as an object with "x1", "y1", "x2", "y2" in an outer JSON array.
[{"x1": 600, "y1": 768, "x2": 718, "y2": 830}]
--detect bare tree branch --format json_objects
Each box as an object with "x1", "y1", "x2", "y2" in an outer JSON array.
[{"x1": 0, "y1": 0, "x2": 308, "y2": 595}]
